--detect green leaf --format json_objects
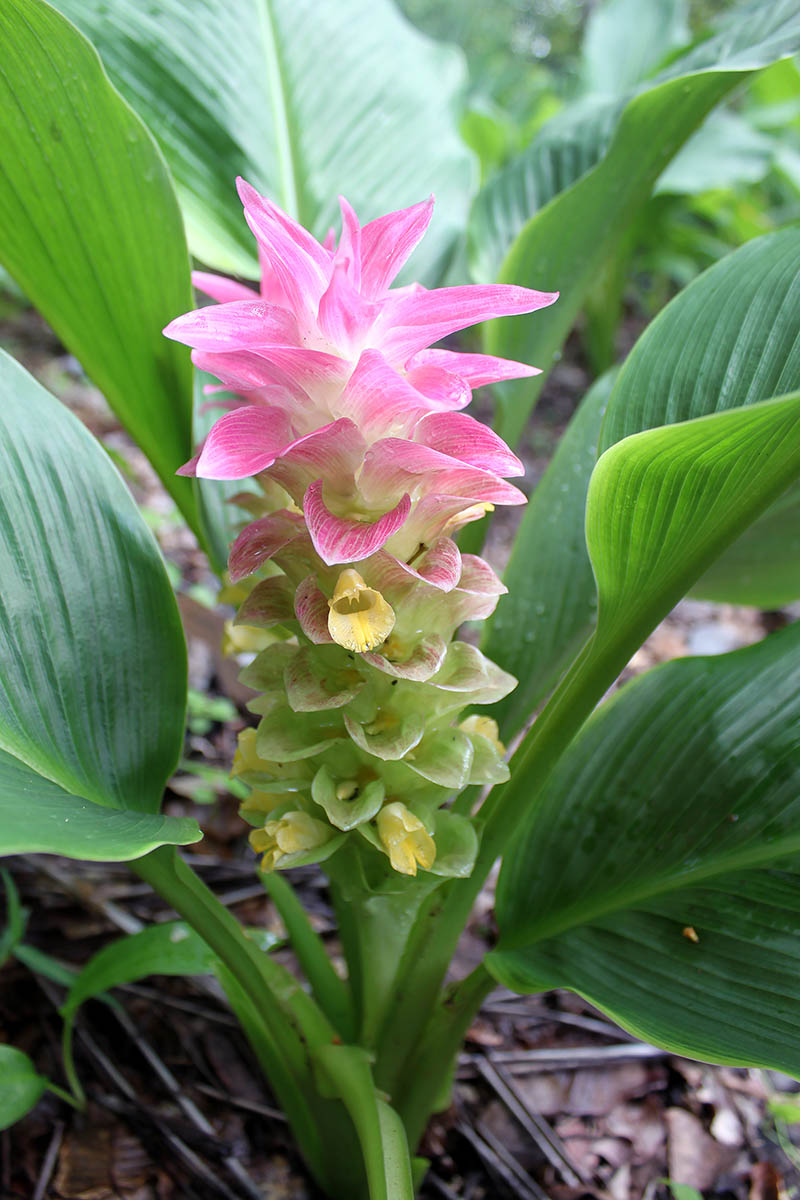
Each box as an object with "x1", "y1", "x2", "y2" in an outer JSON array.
[
  {"x1": 0, "y1": 351, "x2": 199, "y2": 858},
  {"x1": 482, "y1": 0, "x2": 800, "y2": 444},
  {"x1": 491, "y1": 228, "x2": 800, "y2": 739},
  {"x1": 657, "y1": 109, "x2": 775, "y2": 194},
  {"x1": 0, "y1": 871, "x2": 26, "y2": 967},
  {"x1": 0, "y1": 750, "x2": 200, "y2": 860},
  {"x1": 62, "y1": 921, "x2": 235, "y2": 1019},
  {"x1": 580, "y1": 0, "x2": 690, "y2": 95},
  {"x1": 0, "y1": 0, "x2": 197, "y2": 533},
  {"x1": 481, "y1": 371, "x2": 614, "y2": 740},
  {"x1": 0, "y1": 1046, "x2": 47, "y2": 1131},
  {"x1": 480, "y1": 390, "x2": 800, "y2": 875},
  {"x1": 55, "y1": 0, "x2": 476, "y2": 284},
  {"x1": 601, "y1": 226, "x2": 800, "y2": 605},
  {"x1": 490, "y1": 621, "x2": 800, "y2": 1076}
]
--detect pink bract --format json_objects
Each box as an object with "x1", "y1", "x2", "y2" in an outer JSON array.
[{"x1": 165, "y1": 181, "x2": 557, "y2": 566}]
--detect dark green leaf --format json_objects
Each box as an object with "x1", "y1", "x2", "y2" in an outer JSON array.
[
  {"x1": 481, "y1": 0, "x2": 800, "y2": 443},
  {"x1": 491, "y1": 622, "x2": 800, "y2": 1075},
  {"x1": 0, "y1": 352, "x2": 199, "y2": 859},
  {"x1": 55, "y1": 0, "x2": 476, "y2": 284},
  {"x1": 0, "y1": 0, "x2": 197, "y2": 532}
]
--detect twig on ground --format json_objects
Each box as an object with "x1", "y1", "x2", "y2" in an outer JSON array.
[
  {"x1": 32, "y1": 1119, "x2": 63, "y2": 1200},
  {"x1": 476, "y1": 1056, "x2": 588, "y2": 1188},
  {"x1": 458, "y1": 1119, "x2": 551, "y2": 1200}
]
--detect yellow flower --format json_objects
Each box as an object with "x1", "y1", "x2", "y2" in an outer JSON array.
[
  {"x1": 458, "y1": 714, "x2": 506, "y2": 756},
  {"x1": 376, "y1": 802, "x2": 436, "y2": 877},
  {"x1": 327, "y1": 569, "x2": 395, "y2": 654},
  {"x1": 221, "y1": 618, "x2": 276, "y2": 658},
  {"x1": 250, "y1": 811, "x2": 331, "y2": 871},
  {"x1": 231, "y1": 728, "x2": 267, "y2": 778}
]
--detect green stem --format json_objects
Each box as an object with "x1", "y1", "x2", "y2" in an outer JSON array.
[
  {"x1": 313, "y1": 1044, "x2": 415, "y2": 1200},
  {"x1": 132, "y1": 847, "x2": 335, "y2": 1068},
  {"x1": 61, "y1": 1018, "x2": 85, "y2": 1108},
  {"x1": 261, "y1": 870, "x2": 355, "y2": 1039},
  {"x1": 45, "y1": 1079, "x2": 83, "y2": 1110},
  {"x1": 394, "y1": 963, "x2": 495, "y2": 1149},
  {"x1": 375, "y1": 633, "x2": 623, "y2": 1106}
]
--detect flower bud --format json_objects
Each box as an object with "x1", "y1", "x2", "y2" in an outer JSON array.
[{"x1": 376, "y1": 802, "x2": 435, "y2": 876}]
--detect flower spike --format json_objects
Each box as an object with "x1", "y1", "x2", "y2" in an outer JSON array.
[{"x1": 165, "y1": 181, "x2": 557, "y2": 877}]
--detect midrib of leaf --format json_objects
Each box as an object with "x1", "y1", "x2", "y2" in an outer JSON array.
[
  {"x1": 500, "y1": 824, "x2": 800, "y2": 953},
  {"x1": 257, "y1": 0, "x2": 302, "y2": 221}
]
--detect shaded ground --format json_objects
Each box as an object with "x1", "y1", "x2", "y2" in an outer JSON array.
[{"x1": 2, "y1": 308, "x2": 799, "y2": 1199}]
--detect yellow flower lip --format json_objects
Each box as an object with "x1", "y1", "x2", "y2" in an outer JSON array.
[
  {"x1": 376, "y1": 801, "x2": 436, "y2": 877},
  {"x1": 327, "y1": 568, "x2": 395, "y2": 654}
]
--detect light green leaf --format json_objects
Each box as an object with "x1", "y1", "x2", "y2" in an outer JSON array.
[
  {"x1": 0, "y1": 750, "x2": 200, "y2": 860},
  {"x1": 62, "y1": 921, "x2": 249, "y2": 1019},
  {"x1": 580, "y1": 0, "x2": 689, "y2": 95},
  {"x1": 482, "y1": 0, "x2": 800, "y2": 444},
  {"x1": 0, "y1": 0, "x2": 197, "y2": 533},
  {"x1": 657, "y1": 109, "x2": 775, "y2": 195},
  {"x1": 0, "y1": 1046, "x2": 48, "y2": 1131},
  {"x1": 0, "y1": 352, "x2": 199, "y2": 859},
  {"x1": 490, "y1": 621, "x2": 800, "y2": 1076},
  {"x1": 55, "y1": 0, "x2": 476, "y2": 284},
  {"x1": 481, "y1": 371, "x2": 613, "y2": 740},
  {"x1": 601, "y1": 226, "x2": 800, "y2": 606}
]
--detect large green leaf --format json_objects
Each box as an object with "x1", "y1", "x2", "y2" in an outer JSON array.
[
  {"x1": 580, "y1": 0, "x2": 690, "y2": 96},
  {"x1": 0, "y1": 351, "x2": 199, "y2": 858},
  {"x1": 55, "y1": 0, "x2": 476, "y2": 284},
  {"x1": 490, "y1": 229, "x2": 800, "y2": 743},
  {"x1": 481, "y1": 372, "x2": 613, "y2": 740},
  {"x1": 479, "y1": 389, "x2": 800, "y2": 874},
  {"x1": 482, "y1": 0, "x2": 800, "y2": 444},
  {"x1": 0, "y1": 751, "x2": 199, "y2": 860},
  {"x1": 489, "y1": 621, "x2": 800, "y2": 1075},
  {"x1": 601, "y1": 226, "x2": 800, "y2": 605},
  {"x1": 0, "y1": 0, "x2": 197, "y2": 533}
]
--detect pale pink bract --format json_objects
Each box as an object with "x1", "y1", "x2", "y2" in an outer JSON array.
[{"x1": 164, "y1": 179, "x2": 557, "y2": 567}]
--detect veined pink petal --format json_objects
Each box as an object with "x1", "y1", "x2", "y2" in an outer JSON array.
[
  {"x1": 238, "y1": 179, "x2": 330, "y2": 321},
  {"x1": 385, "y1": 493, "x2": 506, "y2": 558},
  {"x1": 360, "y1": 196, "x2": 434, "y2": 298},
  {"x1": 403, "y1": 363, "x2": 471, "y2": 411},
  {"x1": 360, "y1": 439, "x2": 526, "y2": 506},
  {"x1": 362, "y1": 635, "x2": 447, "y2": 681},
  {"x1": 268, "y1": 419, "x2": 366, "y2": 501},
  {"x1": 369, "y1": 538, "x2": 462, "y2": 593},
  {"x1": 408, "y1": 348, "x2": 541, "y2": 388},
  {"x1": 237, "y1": 178, "x2": 331, "y2": 272},
  {"x1": 323, "y1": 228, "x2": 337, "y2": 252},
  {"x1": 195, "y1": 405, "x2": 295, "y2": 479},
  {"x1": 376, "y1": 284, "x2": 559, "y2": 362},
  {"x1": 228, "y1": 510, "x2": 305, "y2": 582},
  {"x1": 164, "y1": 300, "x2": 299, "y2": 351},
  {"x1": 191, "y1": 350, "x2": 314, "y2": 410},
  {"x1": 336, "y1": 350, "x2": 426, "y2": 437},
  {"x1": 191, "y1": 271, "x2": 259, "y2": 303},
  {"x1": 317, "y1": 262, "x2": 380, "y2": 355},
  {"x1": 413, "y1": 412, "x2": 524, "y2": 477},
  {"x1": 250, "y1": 346, "x2": 351, "y2": 392},
  {"x1": 294, "y1": 576, "x2": 334, "y2": 643},
  {"x1": 458, "y1": 554, "x2": 507, "y2": 596},
  {"x1": 304, "y1": 480, "x2": 411, "y2": 566},
  {"x1": 336, "y1": 196, "x2": 362, "y2": 289}
]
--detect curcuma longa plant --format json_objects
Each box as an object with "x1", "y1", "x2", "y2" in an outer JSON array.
[{"x1": 2, "y1": 0, "x2": 800, "y2": 1196}]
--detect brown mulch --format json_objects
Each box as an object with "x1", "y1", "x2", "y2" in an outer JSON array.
[{"x1": 2, "y1": 307, "x2": 799, "y2": 1199}]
